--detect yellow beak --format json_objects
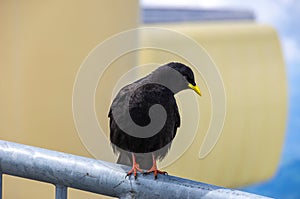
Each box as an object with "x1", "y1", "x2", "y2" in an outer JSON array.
[{"x1": 188, "y1": 83, "x2": 202, "y2": 96}]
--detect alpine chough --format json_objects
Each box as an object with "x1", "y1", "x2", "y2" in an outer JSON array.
[{"x1": 109, "y1": 62, "x2": 201, "y2": 179}]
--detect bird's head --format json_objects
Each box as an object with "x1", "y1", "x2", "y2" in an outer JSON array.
[
  {"x1": 148, "y1": 62, "x2": 202, "y2": 96},
  {"x1": 166, "y1": 62, "x2": 202, "y2": 96}
]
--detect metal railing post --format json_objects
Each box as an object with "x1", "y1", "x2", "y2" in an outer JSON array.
[{"x1": 55, "y1": 184, "x2": 67, "y2": 199}]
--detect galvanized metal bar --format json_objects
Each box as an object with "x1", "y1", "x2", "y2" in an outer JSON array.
[
  {"x1": 55, "y1": 184, "x2": 67, "y2": 199},
  {"x1": 0, "y1": 140, "x2": 272, "y2": 199}
]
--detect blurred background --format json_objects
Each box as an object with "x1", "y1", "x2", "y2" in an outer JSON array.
[
  {"x1": 0, "y1": 0, "x2": 299, "y2": 198},
  {"x1": 141, "y1": 0, "x2": 300, "y2": 198}
]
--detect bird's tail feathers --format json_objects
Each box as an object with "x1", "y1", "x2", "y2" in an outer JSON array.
[
  {"x1": 117, "y1": 151, "x2": 132, "y2": 167},
  {"x1": 117, "y1": 152, "x2": 153, "y2": 170}
]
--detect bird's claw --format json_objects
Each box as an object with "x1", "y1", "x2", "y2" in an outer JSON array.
[
  {"x1": 143, "y1": 169, "x2": 168, "y2": 179},
  {"x1": 125, "y1": 163, "x2": 143, "y2": 180},
  {"x1": 125, "y1": 172, "x2": 138, "y2": 180}
]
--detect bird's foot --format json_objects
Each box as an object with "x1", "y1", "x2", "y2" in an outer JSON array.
[
  {"x1": 126, "y1": 163, "x2": 143, "y2": 180},
  {"x1": 143, "y1": 166, "x2": 168, "y2": 179}
]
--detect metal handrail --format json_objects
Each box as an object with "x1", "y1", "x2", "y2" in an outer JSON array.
[{"x1": 0, "y1": 140, "x2": 272, "y2": 199}]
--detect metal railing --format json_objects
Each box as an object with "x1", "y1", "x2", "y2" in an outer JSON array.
[{"x1": 0, "y1": 140, "x2": 272, "y2": 199}]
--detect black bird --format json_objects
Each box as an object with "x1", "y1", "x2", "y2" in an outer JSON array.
[{"x1": 108, "y1": 62, "x2": 201, "y2": 179}]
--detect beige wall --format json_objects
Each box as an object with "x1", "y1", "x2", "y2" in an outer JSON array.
[{"x1": 0, "y1": 1, "x2": 139, "y2": 198}]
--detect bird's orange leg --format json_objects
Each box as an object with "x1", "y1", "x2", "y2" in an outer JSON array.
[
  {"x1": 144, "y1": 153, "x2": 168, "y2": 179},
  {"x1": 126, "y1": 153, "x2": 143, "y2": 179}
]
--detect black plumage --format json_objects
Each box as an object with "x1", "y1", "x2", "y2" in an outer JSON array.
[{"x1": 108, "y1": 62, "x2": 201, "y2": 178}]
